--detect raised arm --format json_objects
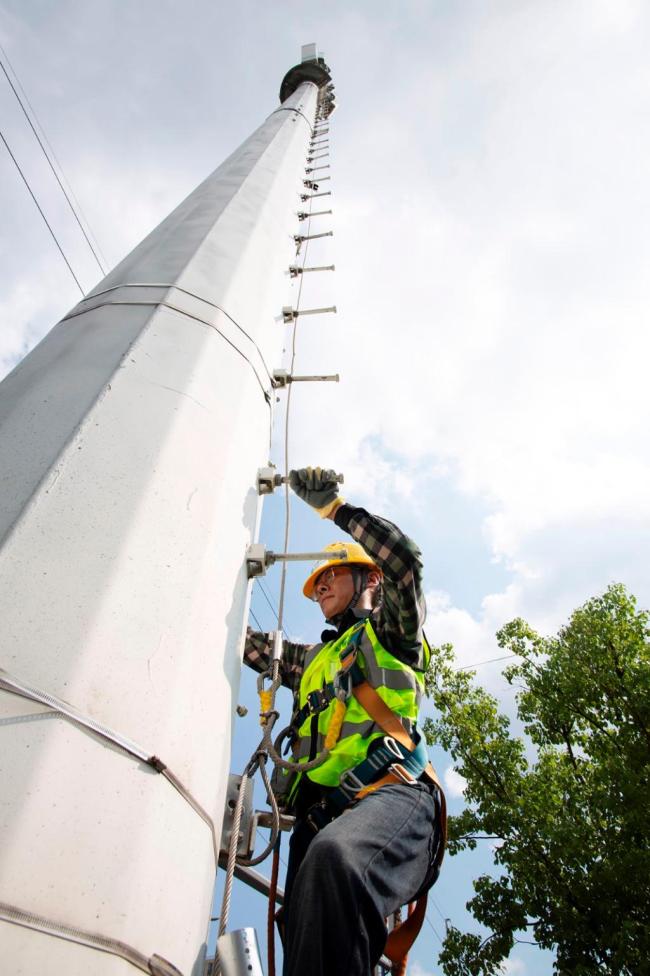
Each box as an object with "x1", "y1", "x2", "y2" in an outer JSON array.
[{"x1": 333, "y1": 502, "x2": 427, "y2": 667}]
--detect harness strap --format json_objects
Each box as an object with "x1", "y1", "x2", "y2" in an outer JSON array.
[
  {"x1": 352, "y1": 679, "x2": 447, "y2": 849},
  {"x1": 383, "y1": 895, "x2": 428, "y2": 967},
  {"x1": 351, "y1": 679, "x2": 448, "y2": 969}
]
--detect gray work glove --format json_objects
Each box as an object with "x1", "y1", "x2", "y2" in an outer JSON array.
[{"x1": 289, "y1": 467, "x2": 345, "y2": 518}]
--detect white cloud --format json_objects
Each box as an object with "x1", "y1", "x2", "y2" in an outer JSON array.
[
  {"x1": 500, "y1": 957, "x2": 526, "y2": 976},
  {"x1": 409, "y1": 962, "x2": 436, "y2": 976},
  {"x1": 443, "y1": 765, "x2": 467, "y2": 800}
]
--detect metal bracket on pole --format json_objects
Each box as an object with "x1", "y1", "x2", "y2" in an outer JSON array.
[
  {"x1": 310, "y1": 140, "x2": 329, "y2": 148},
  {"x1": 303, "y1": 177, "x2": 331, "y2": 190},
  {"x1": 256, "y1": 467, "x2": 344, "y2": 495},
  {"x1": 297, "y1": 209, "x2": 332, "y2": 221},
  {"x1": 299, "y1": 194, "x2": 328, "y2": 201},
  {"x1": 282, "y1": 305, "x2": 336, "y2": 323},
  {"x1": 305, "y1": 164, "x2": 330, "y2": 174},
  {"x1": 272, "y1": 369, "x2": 339, "y2": 388},
  {"x1": 312, "y1": 126, "x2": 329, "y2": 136},
  {"x1": 293, "y1": 230, "x2": 333, "y2": 245},
  {"x1": 306, "y1": 153, "x2": 329, "y2": 163},
  {"x1": 219, "y1": 774, "x2": 255, "y2": 859},
  {"x1": 246, "y1": 543, "x2": 348, "y2": 578},
  {"x1": 289, "y1": 264, "x2": 335, "y2": 276}
]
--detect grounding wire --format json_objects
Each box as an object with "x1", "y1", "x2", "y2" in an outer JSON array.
[
  {"x1": 62, "y1": 297, "x2": 271, "y2": 403},
  {"x1": 71, "y1": 282, "x2": 275, "y2": 389},
  {"x1": 0, "y1": 126, "x2": 84, "y2": 295},
  {"x1": 0, "y1": 52, "x2": 107, "y2": 276}
]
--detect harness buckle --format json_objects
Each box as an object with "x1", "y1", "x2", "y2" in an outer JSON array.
[
  {"x1": 337, "y1": 767, "x2": 365, "y2": 800},
  {"x1": 382, "y1": 736, "x2": 406, "y2": 761},
  {"x1": 332, "y1": 668, "x2": 352, "y2": 702},
  {"x1": 307, "y1": 689, "x2": 327, "y2": 714},
  {"x1": 388, "y1": 763, "x2": 417, "y2": 786}
]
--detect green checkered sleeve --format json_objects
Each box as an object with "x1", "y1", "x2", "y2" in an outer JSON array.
[
  {"x1": 334, "y1": 503, "x2": 426, "y2": 656},
  {"x1": 243, "y1": 629, "x2": 310, "y2": 694}
]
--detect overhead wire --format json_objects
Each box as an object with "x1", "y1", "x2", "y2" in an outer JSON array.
[
  {"x1": 0, "y1": 49, "x2": 108, "y2": 276},
  {"x1": 0, "y1": 127, "x2": 84, "y2": 295},
  {"x1": 452, "y1": 653, "x2": 519, "y2": 672},
  {"x1": 254, "y1": 579, "x2": 292, "y2": 638}
]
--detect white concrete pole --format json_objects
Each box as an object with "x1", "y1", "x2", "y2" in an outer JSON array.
[{"x1": 0, "y1": 53, "x2": 332, "y2": 976}]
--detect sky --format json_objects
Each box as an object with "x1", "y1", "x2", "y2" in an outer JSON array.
[{"x1": 2, "y1": 1, "x2": 650, "y2": 973}]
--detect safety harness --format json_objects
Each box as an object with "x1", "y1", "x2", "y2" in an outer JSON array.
[{"x1": 288, "y1": 625, "x2": 448, "y2": 968}]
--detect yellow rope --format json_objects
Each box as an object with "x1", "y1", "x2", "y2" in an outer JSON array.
[
  {"x1": 324, "y1": 699, "x2": 347, "y2": 750},
  {"x1": 259, "y1": 689, "x2": 273, "y2": 725}
]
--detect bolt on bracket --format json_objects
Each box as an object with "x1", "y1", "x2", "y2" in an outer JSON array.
[
  {"x1": 272, "y1": 369, "x2": 339, "y2": 388},
  {"x1": 297, "y1": 209, "x2": 333, "y2": 221},
  {"x1": 293, "y1": 230, "x2": 334, "y2": 245},
  {"x1": 282, "y1": 305, "x2": 337, "y2": 322},
  {"x1": 246, "y1": 543, "x2": 348, "y2": 579},
  {"x1": 289, "y1": 264, "x2": 335, "y2": 276}
]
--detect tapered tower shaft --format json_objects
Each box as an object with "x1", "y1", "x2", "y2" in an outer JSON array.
[{"x1": 0, "y1": 51, "x2": 332, "y2": 975}]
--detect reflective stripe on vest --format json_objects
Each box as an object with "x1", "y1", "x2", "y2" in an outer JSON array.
[{"x1": 295, "y1": 618, "x2": 425, "y2": 787}]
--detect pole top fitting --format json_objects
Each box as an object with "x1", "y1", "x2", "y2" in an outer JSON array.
[{"x1": 279, "y1": 45, "x2": 334, "y2": 112}]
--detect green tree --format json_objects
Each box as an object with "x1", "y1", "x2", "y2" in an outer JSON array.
[{"x1": 424, "y1": 583, "x2": 650, "y2": 975}]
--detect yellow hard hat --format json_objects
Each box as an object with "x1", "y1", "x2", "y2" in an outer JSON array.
[{"x1": 302, "y1": 542, "x2": 381, "y2": 599}]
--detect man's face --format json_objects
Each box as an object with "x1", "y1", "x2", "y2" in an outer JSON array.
[{"x1": 314, "y1": 565, "x2": 355, "y2": 618}]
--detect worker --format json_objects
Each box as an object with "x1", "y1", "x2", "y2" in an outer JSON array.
[{"x1": 245, "y1": 467, "x2": 444, "y2": 976}]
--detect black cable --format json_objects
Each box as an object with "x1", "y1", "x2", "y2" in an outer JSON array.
[
  {"x1": 0, "y1": 126, "x2": 84, "y2": 295},
  {"x1": 250, "y1": 608, "x2": 264, "y2": 632},
  {"x1": 255, "y1": 579, "x2": 292, "y2": 637},
  {"x1": 0, "y1": 51, "x2": 107, "y2": 275}
]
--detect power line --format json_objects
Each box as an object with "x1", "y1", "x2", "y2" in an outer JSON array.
[
  {"x1": 453, "y1": 653, "x2": 519, "y2": 672},
  {"x1": 0, "y1": 46, "x2": 108, "y2": 275},
  {"x1": 0, "y1": 126, "x2": 84, "y2": 295},
  {"x1": 424, "y1": 909, "x2": 444, "y2": 944},
  {"x1": 250, "y1": 608, "x2": 264, "y2": 633},
  {"x1": 254, "y1": 578, "x2": 293, "y2": 637}
]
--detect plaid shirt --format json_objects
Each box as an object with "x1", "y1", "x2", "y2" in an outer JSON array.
[{"x1": 244, "y1": 504, "x2": 426, "y2": 693}]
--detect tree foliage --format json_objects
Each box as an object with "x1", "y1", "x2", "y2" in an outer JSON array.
[{"x1": 424, "y1": 584, "x2": 650, "y2": 975}]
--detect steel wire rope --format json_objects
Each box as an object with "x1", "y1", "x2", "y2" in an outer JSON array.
[
  {"x1": 218, "y1": 109, "x2": 331, "y2": 952},
  {"x1": 0, "y1": 50, "x2": 107, "y2": 276},
  {"x1": 0, "y1": 127, "x2": 84, "y2": 295},
  {"x1": 257, "y1": 145, "x2": 336, "y2": 775}
]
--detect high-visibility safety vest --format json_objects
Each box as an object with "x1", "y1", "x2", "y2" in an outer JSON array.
[{"x1": 294, "y1": 618, "x2": 428, "y2": 787}]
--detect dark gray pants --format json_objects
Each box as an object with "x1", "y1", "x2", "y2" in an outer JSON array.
[{"x1": 283, "y1": 782, "x2": 440, "y2": 976}]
